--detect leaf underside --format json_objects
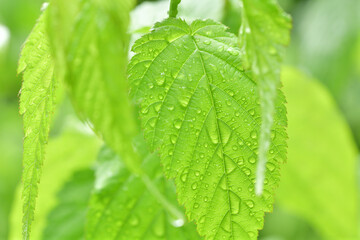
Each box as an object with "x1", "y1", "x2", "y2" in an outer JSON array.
[
  {"x1": 238, "y1": 0, "x2": 291, "y2": 193},
  {"x1": 86, "y1": 140, "x2": 201, "y2": 240},
  {"x1": 18, "y1": 10, "x2": 56, "y2": 240},
  {"x1": 52, "y1": 0, "x2": 141, "y2": 173},
  {"x1": 129, "y1": 18, "x2": 287, "y2": 239}
]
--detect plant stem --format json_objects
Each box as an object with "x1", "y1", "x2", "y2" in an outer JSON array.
[
  {"x1": 168, "y1": 0, "x2": 181, "y2": 18},
  {"x1": 141, "y1": 174, "x2": 185, "y2": 224}
]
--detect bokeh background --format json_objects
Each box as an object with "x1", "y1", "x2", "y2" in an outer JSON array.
[{"x1": 0, "y1": 0, "x2": 359, "y2": 239}]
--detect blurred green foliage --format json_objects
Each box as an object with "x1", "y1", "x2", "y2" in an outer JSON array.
[{"x1": 0, "y1": 0, "x2": 358, "y2": 239}]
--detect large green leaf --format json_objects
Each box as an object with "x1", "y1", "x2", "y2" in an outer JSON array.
[
  {"x1": 129, "y1": 18, "x2": 287, "y2": 239},
  {"x1": 237, "y1": 0, "x2": 291, "y2": 194},
  {"x1": 86, "y1": 141, "x2": 201, "y2": 240},
  {"x1": 42, "y1": 169, "x2": 94, "y2": 240},
  {"x1": 49, "y1": 0, "x2": 141, "y2": 173},
  {"x1": 18, "y1": 9, "x2": 56, "y2": 239},
  {"x1": 277, "y1": 67, "x2": 359, "y2": 239}
]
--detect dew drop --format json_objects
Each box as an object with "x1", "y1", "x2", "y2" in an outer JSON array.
[
  {"x1": 191, "y1": 182, "x2": 198, "y2": 190},
  {"x1": 153, "y1": 222, "x2": 165, "y2": 237},
  {"x1": 266, "y1": 162, "x2": 276, "y2": 172},
  {"x1": 170, "y1": 134, "x2": 177, "y2": 144},
  {"x1": 242, "y1": 167, "x2": 251, "y2": 176},
  {"x1": 154, "y1": 102, "x2": 161, "y2": 112},
  {"x1": 250, "y1": 131, "x2": 257, "y2": 139},
  {"x1": 230, "y1": 192, "x2": 241, "y2": 215},
  {"x1": 248, "y1": 157, "x2": 256, "y2": 164},
  {"x1": 156, "y1": 76, "x2": 165, "y2": 86},
  {"x1": 245, "y1": 200, "x2": 254, "y2": 208},
  {"x1": 168, "y1": 104, "x2": 175, "y2": 111},
  {"x1": 149, "y1": 118, "x2": 156, "y2": 128},
  {"x1": 173, "y1": 119, "x2": 182, "y2": 129},
  {"x1": 129, "y1": 215, "x2": 139, "y2": 226}
]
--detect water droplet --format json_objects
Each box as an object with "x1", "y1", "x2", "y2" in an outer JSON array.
[
  {"x1": 249, "y1": 109, "x2": 255, "y2": 116},
  {"x1": 232, "y1": 145, "x2": 238, "y2": 151},
  {"x1": 141, "y1": 108, "x2": 149, "y2": 114},
  {"x1": 237, "y1": 138, "x2": 244, "y2": 146},
  {"x1": 173, "y1": 119, "x2": 182, "y2": 129},
  {"x1": 154, "y1": 102, "x2": 161, "y2": 112},
  {"x1": 268, "y1": 46, "x2": 277, "y2": 55},
  {"x1": 156, "y1": 76, "x2": 165, "y2": 86},
  {"x1": 148, "y1": 83, "x2": 154, "y2": 89},
  {"x1": 230, "y1": 192, "x2": 241, "y2": 215},
  {"x1": 204, "y1": 196, "x2": 208, "y2": 202},
  {"x1": 191, "y1": 182, "x2": 198, "y2": 190},
  {"x1": 195, "y1": 171, "x2": 200, "y2": 177},
  {"x1": 168, "y1": 149, "x2": 173, "y2": 156},
  {"x1": 168, "y1": 104, "x2": 174, "y2": 111},
  {"x1": 220, "y1": 177, "x2": 227, "y2": 190},
  {"x1": 158, "y1": 94, "x2": 164, "y2": 100},
  {"x1": 170, "y1": 134, "x2": 177, "y2": 144},
  {"x1": 179, "y1": 97, "x2": 189, "y2": 108},
  {"x1": 242, "y1": 167, "x2": 251, "y2": 176},
  {"x1": 180, "y1": 168, "x2": 189, "y2": 182},
  {"x1": 228, "y1": 47, "x2": 239, "y2": 56},
  {"x1": 248, "y1": 156, "x2": 256, "y2": 164},
  {"x1": 250, "y1": 131, "x2": 257, "y2": 139},
  {"x1": 218, "y1": 45, "x2": 224, "y2": 52},
  {"x1": 129, "y1": 215, "x2": 139, "y2": 226},
  {"x1": 171, "y1": 219, "x2": 184, "y2": 228},
  {"x1": 149, "y1": 118, "x2": 156, "y2": 128},
  {"x1": 266, "y1": 162, "x2": 276, "y2": 172},
  {"x1": 204, "y1": 40, "x2": 211, "y2": 45},
  {"x1": 245, "y1": 200, "x2": 254, "y2": 208},
  {"x1": 194, "y1": 203, "x2": 200, "y2": 209},
  {"x1": 153, "y1": 222, "x2": 165, "y2": 237},
  {"x1": 199, "y1": 215, "x2": 206, "y2": 224}
]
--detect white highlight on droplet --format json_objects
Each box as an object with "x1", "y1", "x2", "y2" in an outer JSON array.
[
  {"x1": 0, "y1": 24, "x2": 10, "y2": 49},
  {"x1": 41, "y1": 2, "x2": 49, "y2": 11},
  {"x1": 171, "y1": 219, "x2": 184, "y2": 228}
]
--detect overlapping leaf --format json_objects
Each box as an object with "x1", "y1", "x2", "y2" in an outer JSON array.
[
  {"x1": 278, "y1": 67, "x2": 359, "y2": 239},
  {"x1": 42, "y1": 170, "x2": 94, "y2": 240},
  {"x1": 129, "y1": 18, "x2": 287, "y2": 239},
  {"x1": 87, "y1": 141, "x2": 201, "y2": 240},
  {"x1": 18, "y1": 9, "x2": 56, "y2": 239},
  {"x1": 238, "y1": 0, "x2": 291, "y2": 193},
  {"x1": 49, "y1": 0, "x2": 141, "y2": 173}
]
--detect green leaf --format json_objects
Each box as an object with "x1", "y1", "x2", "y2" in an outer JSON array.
[
  {"x1": 129, "y1": 18, "x2": 287, "y2": 239},
  {"x1": 9, "y1": 130, "x2": 100, "y2": 240},
  {"x1": 86, "y1": 141, "x2": 201, "y2": 240},
  {"x1": 277, "y1": 67, "x2": 359, "y2": 239},
  {"x1": 49, "y1": 0, "x2": 141, "y2": 174},
  {"x1": 18, "y1": 9, "x2": 56, "y2": 240},
  {"x1": 237, "y1": 0, "x2": 291, "y2": 194},
  {"x1": 42, "y1": 169, "x2": 94, "y2": 240}
]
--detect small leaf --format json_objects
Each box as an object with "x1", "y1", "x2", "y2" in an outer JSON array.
[
  {"x1": 86, "y1": 140, "x2": 201, "y2": 240},
  {"x1": 237, "y1": 0, "x2": 291, "y2": 194},
  {"x1": 129, "y1": 18, "x2": 287, "y2": 239},
  {"x1": 18, "y1": 9, "x2": 56, "y2": 240},
  {"x1": 49, "y1": 0, "x2": 141, "y2": 174},
  {"x1": 278, "y1": 67, "x2": 359, "y2": 239}
]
